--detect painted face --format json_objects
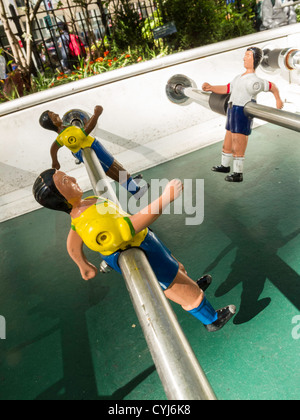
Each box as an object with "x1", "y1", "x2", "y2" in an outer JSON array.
[
  {"x1": 53, "y1": 171, "x2": 83, "y2": 204},
  {"x1": 244, "y1": 50, "x2": 254, "y2": 70},
  {"x1": 48, "y1": 111, "x2": 63, "y2": 129}
]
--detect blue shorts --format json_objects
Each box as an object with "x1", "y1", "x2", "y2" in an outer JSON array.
[
  {"x1": 73, "y1": 139, "x2": 114, "y2": 173},
  {"x1": 100, "y1": 230, "x2": 180, "y2": 291},
  {"x1": 226, "y1": 105, "x2": 253, "y2": 136}
]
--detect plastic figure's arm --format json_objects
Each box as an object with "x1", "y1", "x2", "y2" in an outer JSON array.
[
  {"x1": 129, "y1": 179, "x2": 183, "y2": 234},
  {"x1": 67, "y1": 229, "x2": 98, "y2": 280},
  {"x1": 50, "y1": 141, "x2": 62, "y2": 170},
  {"x1": 84, "y1": 105, "x2": 103, "y2": 136},
  {"x1": 270, "y1": 83, "x2": 284, "y2": 109},
  {"x1": 202, "y1": 83, "x2": 228, "y2": 95}
]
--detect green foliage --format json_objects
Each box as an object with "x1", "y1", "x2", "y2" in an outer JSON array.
[
  {"x1": 30, "y1": 70, "x2": 56, "y2": 93},
  {"x1": 163, "y1": 0, "x2": 222, "y2": 49},
  {"x1": 0, "y1": 44, "x2": 170, "y2": 101},
  {"x1": 112, "y1": 0, "x2": 150, "y2": 50},
  {"x1": 0, "y1": 0, "x2": 259, "y2": 102},
  {"x1": 296, "y1": 6, "x2": 300, "y2": 23},
  {"x1": 216, "y1": 0, "x2": 256, "y2": 39},
  {"x1": 141, "y1": 8, "x2": 164, "y2": 39},
  {"x1": 163, "y1": 0, "x2": 256, "y2": 50}
]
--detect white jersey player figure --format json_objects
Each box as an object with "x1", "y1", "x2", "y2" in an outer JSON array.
[{"x1": 202, "y1": 47, "x2": 284, "y2": 183}]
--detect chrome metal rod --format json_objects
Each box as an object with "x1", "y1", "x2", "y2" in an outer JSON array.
[
  {"x1": 183, "y1": 87, "x2": 211, "y2": 109},
  {"x1": 119, "y1": 249, "x2": 217, "y2": 401},
  {"x1": 261, "y1": 48, "x2": 300, "y2": 72},
  {"x1": 82, "y1": 148, "x2": 120, "y2": 205},
  {"x1": 82, "y1": 147, "x2": 217, "y2": 401},
  {"x1": 244, "y1": 102, "x2": 300, "y2": 132}
]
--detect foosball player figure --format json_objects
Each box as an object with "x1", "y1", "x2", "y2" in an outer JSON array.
[
  {"x1": 202, "y1": 47, "x2": 284, "y2": 183},
  {"x1": 33, "y1": 169, "x2": 236, "y2": 332},
  {"x1": 39, "y1": 106, "x2": 148, "y2": 199}
]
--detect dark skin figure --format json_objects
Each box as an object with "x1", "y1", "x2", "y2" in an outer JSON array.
[{"x1": 49, "y1": 106, "x2": 133, "y2": 183}]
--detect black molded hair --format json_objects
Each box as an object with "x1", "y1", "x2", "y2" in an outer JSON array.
[
  {"x1": 39, "y1": 111, "x2": 59, "y2": 133},
  {"x1": 57, "y1": 22, "x2": 68, "y2": 32},
  {"x1": 247, "y1": 47, "x2": 263, "y2": 70},
  {"x1": 33, "y1": 169, "x2": 72, "y2": 214}
]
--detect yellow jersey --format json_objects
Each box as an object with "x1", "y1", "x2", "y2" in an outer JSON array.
[
  {"x1": 56, "y1": 126, "x2": 94, "y2": 153},
  {"x1": 71, "y1": 198, "x2": 148, "y2": 255}
]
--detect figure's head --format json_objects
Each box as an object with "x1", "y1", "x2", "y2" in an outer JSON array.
[
  {"x1": 33, "y1": 169, "x2": 82, "y2": 214},
  {"x1": 245, "y1": 47, "x2": 263, "y2": 70},
  {"x1": 39, "y1": 111, "x2": 62, "y2": 133},
  {"x1": 58, "y1": 22, "x2": 68, "y2": 33}
]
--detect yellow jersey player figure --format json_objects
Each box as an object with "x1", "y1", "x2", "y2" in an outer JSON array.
[
  {"x1": 202, "y1": 47, "x2": 284, "y2": 183},
  {"x1": 33, "y1": 169, "x2": 236, "y2": 332},
  {"x1": 39, "y1": 106, "x2": 148, "y2": 200}
]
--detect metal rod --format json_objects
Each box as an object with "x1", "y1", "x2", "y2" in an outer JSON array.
[
  {"x1": 81, "y1": 147, "x2": 217, "y2": 401},
  {"x1": 261, "y1": 47, "x2": 300, "y2": 72},
  {"x1": 167, "y1": 75, "x2": 300, "y2": 133},
  {"x1": 182, "y1": 87, "x2": 212, "y2": 109},
  {"x1": 244, "y1": 102, "x2": 300, "y2": 132},
  {"x1": 119, "y1": 249, "x2": 217, "y2": 401},
  {"x1": 82, "y1": 147, "x2": 120, "y2": 204}
]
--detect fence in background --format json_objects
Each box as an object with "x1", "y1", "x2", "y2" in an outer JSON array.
[{"x1": 0, "y1": 0, "x2": 169, "y2": 73}]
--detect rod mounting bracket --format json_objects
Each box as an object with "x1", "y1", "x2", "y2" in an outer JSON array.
[{"x1": 166, "y1": 74, "x2": 197, "y2": 106}]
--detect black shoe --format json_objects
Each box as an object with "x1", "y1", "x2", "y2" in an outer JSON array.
[
  {"x1": 212, "y1": 165, "x2": 230, "y2": 173},
  {"x1": 205, "y1": 305, "x2": 236, "y2": 332},
  {"x1": 225, "y1": 173, "x2": 243, "y2": 183},
  {"x1": 196, "y1": 274, "x2": 212, "y2": 292}
]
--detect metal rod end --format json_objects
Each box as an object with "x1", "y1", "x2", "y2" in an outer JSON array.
[{"x1": 166, "y1": 74, "x2": 197, "y2": 106}]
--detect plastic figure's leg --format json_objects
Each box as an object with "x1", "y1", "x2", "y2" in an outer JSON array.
[
  {"x1": 91, "y1": 140, "x2": 148, "y2": 198},
  {"x1": 107, "y1": 159, "x2": 149, "y2": 199},
  {"x1": 212, "y1": 131, "x2": 232, "y2": 173},
  {"x1": 121, "y1": 176, "x2": 141, "y2": 195},
  {"x1": 189, "y1": 299, "x2": 236, "y2": 332},
  {"x1": 73, "y1": 150, "x2": 84, "y2": 164},
  {"x1": 188, "y1": 296, "x2": 218, "y2": 324},
  {"x1": 176, "y1": 260, "x2": 212, "y2": 292},
  {"x1": 164, "y1": 268, "x2": 235, "y2": 332},
  {"x1": 225, "y1": 133, "x2": 248, "y2": 182},
  {"x1": 233, "y1": 156, "x2": 245, "y2": 174}
]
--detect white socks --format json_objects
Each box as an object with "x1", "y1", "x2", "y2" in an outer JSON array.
[
  {"x1": 233, "y1": 157, "x2": 245, "y2": 174},
  {"x1": 221, "y1": 152, "x2": 233, "y2": 168},
  {"x1": 221, "y1": 153, "x2": 245, "y2": 173}
]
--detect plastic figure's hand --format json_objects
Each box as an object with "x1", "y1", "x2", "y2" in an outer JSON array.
[
  {"x1": 80, "y1": 262, "x2": 98, "y2": 281},
  {"x1": 52, "y1": 161, "x2": 61, "y2": 170},
  {"x1": 84, "y1": 106, "x2": 103, "y2": 135},
  {"x1": 94, "y1": 106, "x2": 103, "y2": 117},
  {"x1": 163, "y1": 179, "x2": 183, "y2": 204},
  {"x1": 276, "y1": 99, "x2": 284, "y2": 110},
  {"x1": 202, "y1": 83, "x2": 213, "y2": 92}
]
